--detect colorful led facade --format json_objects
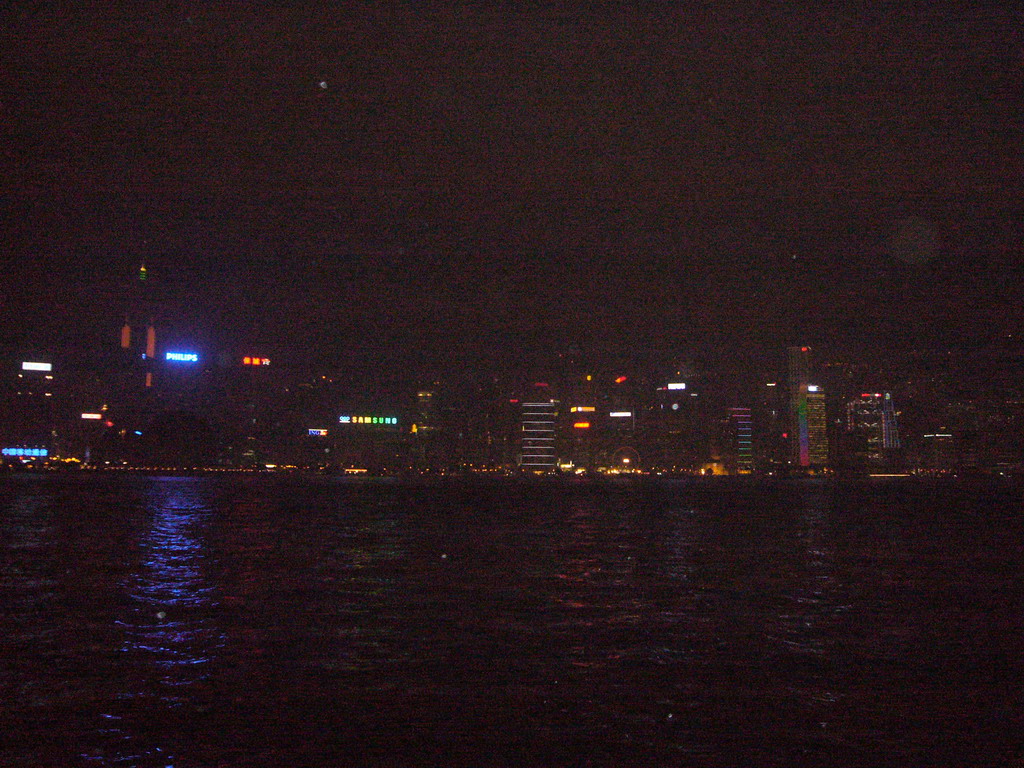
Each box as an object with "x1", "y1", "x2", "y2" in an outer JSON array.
[{"x1": 788, "y1": 347, "x2": 828, "y2": 468}]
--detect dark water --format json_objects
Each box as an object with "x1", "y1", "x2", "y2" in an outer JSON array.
[{"x1": 2, "y1": 475, "x2": 1023, "y2": 767}]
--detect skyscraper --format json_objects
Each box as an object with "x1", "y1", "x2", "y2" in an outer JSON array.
[
  {"x1": 520, "y1": 399, "x2": 558, "y2": 471},
  {"x1": 788, "y1": 346, "x2": 828, "y2": 469},
  {"x1": 728, "y1": 407, "x2": 753, "y2": 474},
  {"x1": 806, "y1": 385, "x2": 828, "y2": 467},
  {"x1": 845, "y1": 392, "x2": 901, "y2": 468},
  {"x1": 120, "y1": 261, "x2": 158, "y2": 389}
]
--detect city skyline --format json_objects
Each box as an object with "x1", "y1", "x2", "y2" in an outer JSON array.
[{"x1": 4, "y1": 322, "x2": 1021, "y2": 475}]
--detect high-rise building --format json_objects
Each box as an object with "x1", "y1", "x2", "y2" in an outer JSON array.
[
  {"x1": 118, "y1": 261, "x2": 161, "y2": 394},
  {"x1": 754, "y1": 381, "x2": 787, "y2": 473},
  {"x1": 806, "y1": 385, "x2": 829, "y2": 466},
  {"x1": 788, "y1": 346, "x2": 828, "y2": 469},
  {"x1": 520, "y1": 399, "x2": 558, "y2": 471},
  {"x1": 1, "y1": 360, "x2": 56, "y2": 460},
  {"x1": 845, "y1": 392, "x2": 901, "y2": 468},
  {"x1": 728, "y1": 407, "x2": 753, "y2": 474},
  {"x1": 788, "y1": 346, "x2": 811, "y2": 466}
]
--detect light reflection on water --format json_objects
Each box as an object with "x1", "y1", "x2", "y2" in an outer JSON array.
[
  {"x1": 1, "y1": 476, "x2": 1022, "y2": 766},
  {"x1": 99, "y1": 479, "x2": 224, "y2": 766},
  {"x1": 122, "y1": 480, "x2": 222, "y2": 682}
]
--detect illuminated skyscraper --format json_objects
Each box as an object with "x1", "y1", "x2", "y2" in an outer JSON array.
[
  {"x1": 0, "y1": 360, "x2": 58, "y2": 461},
  {"x1": 845, "y1": 392, "x2": 901, "y2": 467},
  {"x1": 120, "y1": 261, "x2": 158, "y2": 388},
  {"x1": 806, "y1": 385, "x2": 828, "y2": 466},
  {"x1": 728, "y1": 407, "x2": 753, "y2": 474},
  {"x1": 788, "y1": 346, "x2": 828, "y2": 469},
  {"x1": 520, "y1": 399, "x2": 558, "y2": 471}
]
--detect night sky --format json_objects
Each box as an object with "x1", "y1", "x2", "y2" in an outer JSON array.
[{"x1": 2, "y1": 4, "x2": 1022, "y2": 383}]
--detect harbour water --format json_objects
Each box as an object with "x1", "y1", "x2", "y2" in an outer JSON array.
[{"x1": 1, "y1": 474, "x2": 1022, "y2": 766}]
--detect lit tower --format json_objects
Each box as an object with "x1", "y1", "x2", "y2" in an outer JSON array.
[
  {"x1": 728, "y1": 407, "x2": 753, "y2": 474},
  {"x1": 806, "y1": 385, "x2": 828, "y2": 466},
  {"x1": 787, "y1": 346, "x2": 828, "y2": 469},
  {"x1": 120, "y1": 261, "x2": 158, "y2": 388},
  {"x1": 845, "y1": 392, "x2": 901, "y2": 467},
  {"x1": 519, "y1": 386, "x2": 559, "y2": 472}
]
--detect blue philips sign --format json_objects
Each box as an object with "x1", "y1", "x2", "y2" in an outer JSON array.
[{"x1": 165, "y1": 352, "x2": 199, "y2": 362}]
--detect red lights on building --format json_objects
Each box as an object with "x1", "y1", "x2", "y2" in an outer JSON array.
[{"x1": 614, "y1": 376, "x2": 627, "y2": 384}]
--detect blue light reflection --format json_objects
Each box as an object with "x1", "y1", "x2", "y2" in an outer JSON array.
[{"x1": 103, "y1": 479, "x2": 224, "y2": 765}]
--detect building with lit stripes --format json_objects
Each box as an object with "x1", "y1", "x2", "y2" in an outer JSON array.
[
  {"x1": 520, "y1": 400, "x2": 558, "y2": 471},
  {"x1": 728, "y1": 407, "x2": 753, "y2": 474}
]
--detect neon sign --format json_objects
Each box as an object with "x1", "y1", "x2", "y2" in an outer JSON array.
[
  {"x1": 609, "y1": 411, "x2": 633, "y2": 418},
  {"x1": 21, "y1": 362, "x2": 52, "y2": 372},
  {"x1": 2, "y1": 447, "x2": 48, "y2": 457},
  {"x1": 667, "y1": 382, "x2": 686, "y2": 390},
  {"x1": 165, "y1": 352, "x2": 199, "y2": 362},
  {"x1": 338, "y1": 415, "x2": 398, "y2": 425},
  {"x1": 573, "y1": 422, "x2": 591, "y2": 429},
  {"x1": 243, "y1": 357, "x2": 271, "y2": 366},
  {"x1": 81, "y1": 413, "x2": 103, "y2": 420},
  {"x1": 308, "y1": 428, "x2": 328, "y2": 436},
  {"x1": 570, "y1": 406, "x2": 595, "y2": 413}
]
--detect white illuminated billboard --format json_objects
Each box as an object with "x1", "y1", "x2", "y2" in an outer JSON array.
[
  {"x1": 666, "y1": 382, "x2": 686, "y2": 390},
  {"x1": 81, "y1": 413, "x2": 103, "y2": 420},
  {"x1": 21, "y1": 362, "x2": 52, "y2": 372}
]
